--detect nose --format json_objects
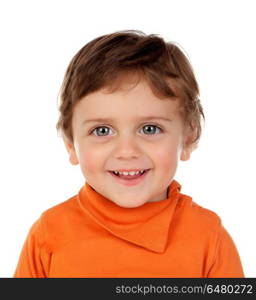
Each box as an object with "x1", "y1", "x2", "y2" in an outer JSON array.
[{"x1": 114, "y1": 135, "x2": 141, "y2": 159}]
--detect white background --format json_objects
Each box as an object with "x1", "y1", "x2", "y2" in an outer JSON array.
[{"x1": 0, "y1": 0, "x2": 255, "y2": 277}]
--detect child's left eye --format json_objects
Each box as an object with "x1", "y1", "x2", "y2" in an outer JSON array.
[
  {"x1": 90, "y1": 125, "x2": 162, "y2": 136},
  {"x1": 141, "y1": 125, "x2": 162, "y2": 135}
]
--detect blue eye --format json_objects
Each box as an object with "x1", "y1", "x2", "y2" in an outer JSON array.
[
  {"x1": 141, "y1": 125, "x2": 162, "y2": 135},
  {"x1": 90, "y1": 125, "x2": 162, "y2": 136},
  {"x1": 91, "y1": 126, "x2": 112, "y2": 136}
]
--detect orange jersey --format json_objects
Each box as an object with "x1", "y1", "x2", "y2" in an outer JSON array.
[{"x1": 14, "y1": 180, "x2": 244, "y2": 277}]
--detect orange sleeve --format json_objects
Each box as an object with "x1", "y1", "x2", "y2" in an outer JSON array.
[
  {"x1": 14, "y1": 218, "x2": 51, "y2": 278},
  {"x1": 207, "y1": 224, "x2": 244, "y2": 278}
]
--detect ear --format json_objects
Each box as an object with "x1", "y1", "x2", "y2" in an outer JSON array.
[
  {"x1": 180, "y1": 147, "x2": 192, "y2": 161},
  {"x1": 63, "y1": 137, "x2": 79, "y2": 165},
  {"x1": 180, "y1": 146, "x2": 192, "y2": 161},
  {"x1": 180, "y1": 129, "x2": 197, "y2": 161}
]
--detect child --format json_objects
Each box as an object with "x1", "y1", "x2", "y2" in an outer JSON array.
[{"x1": 14, "y1": 30, "x2": 244, "y2": 278}]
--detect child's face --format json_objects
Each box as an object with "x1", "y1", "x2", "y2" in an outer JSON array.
[{"x1": 64, "y1": 76, "x2": 192, "y2": 208}]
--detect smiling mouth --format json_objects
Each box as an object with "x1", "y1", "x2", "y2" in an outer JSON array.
[
  {"x1": 109, "y1": 169, "x2": 150, "y2": 180},
  {"x1": 108, "y1": 169, "x2": 151, "y2": 186}
]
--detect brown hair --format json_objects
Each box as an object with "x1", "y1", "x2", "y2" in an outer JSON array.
[{"x1": 56, "y1": 30, "x2": 204, "y2": 147}]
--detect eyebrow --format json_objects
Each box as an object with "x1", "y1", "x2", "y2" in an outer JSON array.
[{"x1": 82, "y1": 116, "x2": 172, "y2": 125}]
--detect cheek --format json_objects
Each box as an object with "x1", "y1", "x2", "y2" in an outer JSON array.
[
  {"x1": 150, "y1": 141, "x2": 181, "y2": 167},
  {"x1": 77, "y1": 146, "x2": 106, "y2": 175}
]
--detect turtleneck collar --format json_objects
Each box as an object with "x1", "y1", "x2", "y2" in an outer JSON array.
[{"x1": 77, "y1": 180, "x2": 181, "y2": 253}]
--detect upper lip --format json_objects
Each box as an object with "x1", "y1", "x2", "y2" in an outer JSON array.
[{"x1": 109, "y1": 169, "x2": 149, "y2": 172}]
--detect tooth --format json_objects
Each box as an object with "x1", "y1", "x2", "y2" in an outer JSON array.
[
  {"x1": 129, "y1": 171, "x2": 136, "y2": 175},
  {"x1": 113, "y1": 170, "x2": 146, "y2": 176}
]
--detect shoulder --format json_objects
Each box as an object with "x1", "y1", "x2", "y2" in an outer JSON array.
[
  {"x1": 41, "y1": 195, "x2": 77, "y2": 218},
  {"x1": 177, "y1": 192, "x2": 222, "y2": 233},
  {"x1": 38, "y1": 194, "x2": 81, "y2": 234},
  {"x1": 32, "y1": 195, "x2": 80, "y2": 252},
  {"x1": 28, "y1": 196, "x2": 77, "y2": 231}
]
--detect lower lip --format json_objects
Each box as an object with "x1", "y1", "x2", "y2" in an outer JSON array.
[{"x1": 108, "y1": 170, "x2": 150, "y2": 186}]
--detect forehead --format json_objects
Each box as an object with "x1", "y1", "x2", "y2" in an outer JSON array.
[{"x1": 73, "y1": 76, "x2": 182, "y2": 122}]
